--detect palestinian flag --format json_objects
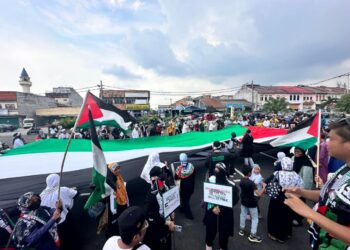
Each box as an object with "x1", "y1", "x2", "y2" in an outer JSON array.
[
  {"x1": 270, "y1": 112, "x2": 320, "y2": 150},
  {"x1": 84, "y1": 108, "x2": 114, "y2": 209},
  {"x1": 75, "y1": 91, "x2": 136, "y2": 133},
  {"x1": 0, "y1": 125, "x2": 286, "y2": 209}
]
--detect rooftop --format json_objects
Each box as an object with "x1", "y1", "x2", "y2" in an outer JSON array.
[
  {"x1": 249, "y1": 85, "x2": 346, "y2": 95},
  {"x1": 0, "y1": 91, "x2": 17, "y2": 101}
]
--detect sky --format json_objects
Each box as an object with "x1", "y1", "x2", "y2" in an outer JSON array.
[{"x1": 1, "y1": 0, "x2": 350, "y2": 108}]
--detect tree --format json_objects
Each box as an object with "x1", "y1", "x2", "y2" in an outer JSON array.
[
  {"x1": 336, "y1": 94, "x2": 350, "y2": 113},
  {"x1": 263, "y1": 97, "x2": 288, "y2": 113},
  {"x1": 320, "y1": 96, "x2": 338, "y2": 110}
]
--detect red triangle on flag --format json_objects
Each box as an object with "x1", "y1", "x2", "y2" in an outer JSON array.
[
  {"x1": 76, "y1": 93, "x2": 103, "y2": 126},
  {"x1": 307, "y1": 112, "x2": 320, "y2": 138}
]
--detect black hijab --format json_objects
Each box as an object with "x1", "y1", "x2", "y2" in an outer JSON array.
[{"x1": 293, "y1": 147, "x2": 312, "y2": 173}]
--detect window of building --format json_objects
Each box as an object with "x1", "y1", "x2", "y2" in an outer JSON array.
[
  {"x1": 297, "y1": 95, "x2": 300, "y2": 101},
  {"x1": 276, "y1": 95, "x2": 280, "y2": 99},
  {"x1": 0, "y1": 104, "x2": 2, "y2": 109},
  {"x1": 293, "y1": 95, "x2": 296, "y2": 101},
  {"x1": 290, "y1": 95, "x2": 292, "y2": 101},
  {"x1": 265, "y1": 96, "x2": 267, "y2": 101},
  {"x1": 5, "y1": 104, "x2": 16, "y2": 110},
  {"x1": 260, "y1": 96, "x2": 263, "y2": 101},
  {"x1": 303, "y1": 96, "x2": 306, "y2": 101},
  {"x1": 310, "y1": 96, "x2": 313, "y2": 100}
]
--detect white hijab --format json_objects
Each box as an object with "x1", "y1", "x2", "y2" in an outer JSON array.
[
  {"x1": 140, "y1": 152, "x2": 165, "y2": 183},
  {"x1": 40, "y1": 174, "x2": 77, "y2": 223},
  {"x1": 276, "y1": 157, "x2": 303, "y2": 188}
]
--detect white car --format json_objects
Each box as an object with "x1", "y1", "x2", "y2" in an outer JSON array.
[{"x1": 23, "y1": 118, "x2": 35, "y2": 129}]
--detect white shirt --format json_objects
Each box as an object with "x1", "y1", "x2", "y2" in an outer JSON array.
[
  {"x1": 103, "y1": 236, "x2": 150, "y2": 250},
  {"x1": 263, "y1": 120, "x2": 270, "y2": 127},
  {"x1": 132, "y1": 128, "x2": 140, "y2": 138},
  {"x1": 13, "y1": 138, "x2": 24, "y2": 148}
]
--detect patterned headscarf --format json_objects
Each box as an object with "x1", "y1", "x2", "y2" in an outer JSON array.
[{"x1": 276, "y1": 157, "x2": 303, "y2": 188}]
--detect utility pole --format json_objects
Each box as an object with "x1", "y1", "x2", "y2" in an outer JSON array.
[
  {"x1": 251, "y1": 80, "x2": 254, "y2": 111},
  {"x1": 98, "y1": 80, "x2": 103, "y2": 98}
]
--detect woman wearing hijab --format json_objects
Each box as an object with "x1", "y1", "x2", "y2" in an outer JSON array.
[
  {"x1": 40, "y1": 174, "x2": 78, "y2": 249},
  {"x1": 141, "y1": 152, "x2": 175, "y2": 187},
  {"x1": 143, "y1": 167, "x2": 176, "y2": 250},
  {"x1": 204, "y1": 163, "x2": 235, "y2": 250},
  {"x1": 104, "y1": 162, "x2": 129, "y2": 238},
  {"x1": 292, "y1": 147, "x2": 314, "y2": 226},
  {"x1": 265, "y1": 157, "x2": 303, "y2": 243},
  {"x1": 140, "y1": 152, "x2": 166, "y2": 184},
  {"x1": 175, "y1": 153, "x2": 196, "y2": 220},
  {"x1": 274, "y1": 152, "x2": 286, "y2": 171},
  {"x1": 241, "y1": 129, "x2": 255, "y2": 167}
]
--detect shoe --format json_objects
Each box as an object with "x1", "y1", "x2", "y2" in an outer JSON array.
[
  {"x1": 248, "y1": 234, "x2": 262, "y2": 243},
  {"x1": 238, "y1": 229, "x2": 245, "y2": 236},
  {"x1": 268, "y1": 234, "x2": 285, "y2": 244}
]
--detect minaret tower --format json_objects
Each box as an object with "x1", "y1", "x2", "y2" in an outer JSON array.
[{"x1": 19, "y1": 68, "x2": 32, "y2": 93}]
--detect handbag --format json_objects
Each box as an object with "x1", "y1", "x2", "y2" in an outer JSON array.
[{"x1": 266, "y1": 172, "x2": 282, "y2": 199}]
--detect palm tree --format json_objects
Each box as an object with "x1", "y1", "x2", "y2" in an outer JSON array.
[
  {"x1": 320, "y1": 96, "x2": 338, "y2": 110},
  {"x1": 263, "y1": 97, "x2": 288, "y2": 113}
]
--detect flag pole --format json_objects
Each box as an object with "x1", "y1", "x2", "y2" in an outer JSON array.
[
  {"x1": 57, "y1": 91, "x2": 90, "y2": 200},
  {"x1": 315, "y1": 109, "x2": 322, "y2": 188}
]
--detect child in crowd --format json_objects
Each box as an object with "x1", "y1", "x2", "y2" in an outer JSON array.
[
  {"x1": 249, "y1": 164, "x2": 264, "y2": 218},
  {"x1": 239, "y1": 165, "x2": 265, "y2": 243}
]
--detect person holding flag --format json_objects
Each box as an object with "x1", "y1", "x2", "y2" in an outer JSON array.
[{"x1": 284, "y1": 118, "x2": 350, "y2": 249}]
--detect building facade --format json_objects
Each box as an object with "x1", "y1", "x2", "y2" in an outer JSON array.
[
  {"x1": 234, "y1": 84, "x2": 346, "y2": 111},
  {"x1": 45, "y1": 87, "x2": 83, "y2": 107},
  {"x1": 101, "y1": 89, "x2": 150, "y2": 116}
]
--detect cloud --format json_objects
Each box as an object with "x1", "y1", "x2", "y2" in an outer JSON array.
[
  {"x1": 0, "y1": 0, "x2": 350, "y2": 108},
  {"x1": 103, "y1": 65, "x2": 143, "y2": 80}
]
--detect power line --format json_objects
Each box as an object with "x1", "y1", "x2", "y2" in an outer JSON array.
[{"x1": 307, "y1": 72, "x2": 350, "y2": 86}]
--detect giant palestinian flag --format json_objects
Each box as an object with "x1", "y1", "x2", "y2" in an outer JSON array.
[
  {"x1": 76, "y1": 91, "x2": 136, "y2": 133},
  {"x1": 0, "y1": 125, "x2": 286, "y2": 209},
  {"x1": 270, "y1": 112, "x2": 320, "y2": 150},
  {"x1": 84, "y1": 108, "x2": 114, "y2": 209}
]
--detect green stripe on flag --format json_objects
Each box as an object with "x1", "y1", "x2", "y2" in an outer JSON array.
[
  {"x1": 275, "y1": 137, "x2": 317, "y2": 150},
  {"x1": 4, "y1": 125, "x2": 247, "y2": 156},
  {"x1": 84, "y1": 168, "x2": 106, "y2": 209}
]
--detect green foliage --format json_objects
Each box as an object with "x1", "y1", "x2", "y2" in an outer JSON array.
[
  {"x1": 320, "y1": 96, "x2": 338, "y2": 110},
  {"x1": 59, "y1": 117, "x2": 76, "y2": 129},
  {"x1": 263, "y1": 97, "x2": 288, "y2": 113},
  {"x1": 336, "y1": 94, "x2": 350, "y2": 113}
]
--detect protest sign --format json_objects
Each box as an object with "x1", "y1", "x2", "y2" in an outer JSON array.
[
  {"x1": 203, "y1": 182, "x2": 233, "y2": 208},
  {"x1": 162, "y1": 186, "x2": 180, "y2": 218}
]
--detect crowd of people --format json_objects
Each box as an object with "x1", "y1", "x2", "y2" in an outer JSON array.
[{"x1": 1, "y1": 113, "x2": 350, "y2": 250}]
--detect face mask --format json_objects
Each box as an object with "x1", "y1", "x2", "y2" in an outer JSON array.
[{"x1": 28, "y1": 200, "x2": 41, "y2": 211}]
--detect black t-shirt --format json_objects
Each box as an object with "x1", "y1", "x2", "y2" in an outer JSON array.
[
  {"x1": 205, "y1": 151, "x2": 231, "y2": 176},
  {"x1": 239, "y1": 178, "x2": 257, "y2": 208}
]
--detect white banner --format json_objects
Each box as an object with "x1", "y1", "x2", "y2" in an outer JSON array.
[
  {"x1": 162, "y1": 186, "x2": 181, "y2": 218},
  {"x1": 203, "y1": 182, "x2": 233, "y2": 208}
]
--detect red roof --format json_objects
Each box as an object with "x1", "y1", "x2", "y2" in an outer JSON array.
[
  {"x1": 200, "y1": 96, "x2": 224, "y2": 109},
  {"x1": 0, "y1": 91, "x2": 17, "y2": 101},
  {"x1": 253, "y1": 85, "x2": 345, "y2": 95}
]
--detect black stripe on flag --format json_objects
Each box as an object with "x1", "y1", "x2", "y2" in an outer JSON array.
[
  {"x1": 106, "y1": 168, "x2": 116, "y2": 190},
  {"x1": 88, "y1": 108, "x2": 102, "y2": 151},
  {"x1": 287, "y1": 113, "x2": 316, "y2": 134},
  {"x1": 90, "y1": 92, "x2": 136, "y2": 124}
]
